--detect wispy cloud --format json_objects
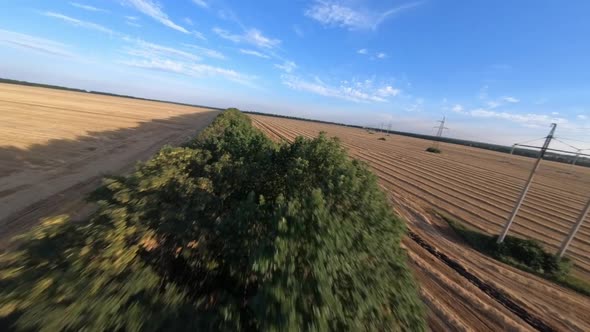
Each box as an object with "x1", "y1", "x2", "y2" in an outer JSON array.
[
  {"x1": 120, "y1": 38, "x2": 254, "y2": 86},
  {"x1": 239, "y1": 49, "x2": 270, "y2": 59},
  {"x1": 357, "y1": 48, "x2": 387, "y2": 59},
  {"x1": 191, "y1": 0, "x2": 209, "y2": 8},
  {"x1": 0, "y1": 29, "x2": 74, "y2": 57},
  {"x1": 293, "y1": 25, "x2": 304, "y2": 37},
  {"x1": 70, "y1": 2, "x2": 108, "y2": 13},
  {"x1": 376, "y1": 85, "x2": 400, "y2": 97},
  {"x1": 470, "y1": 109, "x2": 569, "y2": 126},
  {"x1": 125, "y1": 0, "x2": 188, "y2": 33},
  {"x1": 124, "y1": 38, "x2": 200, "y2": 61},
  {"x1": 451, "y1": 104, "x2": 464, "y2": 113},
  {"x1": 274, "y1": 61, "x2": 297, "y2": 73},
  {"x1": 213, "y1": 27, "x2": 280, "y2": 48},
  {"x1": 305, "y1": 0, "x2": 422, "y2": 30},
  {"x1": 184, "y1": 18, "x2": 194, "y2": 26},
  {"x1": 501, "y1": 96, "x2": 520, "y2": 103},
  {"x1": 125, "y1": 15, "x2": 141, "y2": 27},
  {"x1": 577, "y1": 114, "x2": 588, "y2": 120},
  {"x1": 183, "y1": 44, "x2": 226, "y2": 60},
  {"x1": 478, "y1": 86, "x2": 520, "y2": 109},
  {"x1": 43, "y1": 12, "x2": 114, "y2": 35},
  {"x1": 282, "y1": 76, "x2": 400, "y2": 103},
  {"x1": 191, "y1": 31, "x2": 206, "y2": 41},
  {"x1": 122, "y1": 58, "x2": 254, "y2": 86}
]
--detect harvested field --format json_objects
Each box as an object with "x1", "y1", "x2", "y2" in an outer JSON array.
[
  {"x1": 0, "y1": 83, "x2": 219, "y2": 245},
  {"x1": 251, "y1": 114, "x2": 590, "y2": 332}
]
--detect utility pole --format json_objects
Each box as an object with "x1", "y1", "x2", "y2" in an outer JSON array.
[
  {"x1": 570, "y1": 149, "x2": 589, "y2": 167},
  {"x1": 558, "y1": 197, "x2": 590, "y2": 258},
  {"x1": 387, "y1": 122, "x2": 392, "y2": 135},
  {"x1": 510, "y1": 144, "x2": 517, "y2": 155},
  {"x1": 433, "y1": 116, "x2": 449, "y2": 148},
  {"x1": 497, "y1": 123, "x2": 557, "y2": 243}
]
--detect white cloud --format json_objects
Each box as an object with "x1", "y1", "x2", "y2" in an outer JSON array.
[
  {"x1": 376, "y1": 86, "x2": 400, "y2": 97},
  {"x1": 305, "y1": 0, "x2": 422, "y2": 30},
  {"x1": 245, "y1": 29, "x2": 280, "y2": 48},
  {"x1": 212, "y1": 27, "x2": 241, "y2": 42},
  {"x1": 126, "y1": 16, "x2": 139, "y2": 21},
  {"x1": 43, "y1": 12, "x2": 114, "y2": 35},
  {"x1": 376, "y1": 52, "x2": 387, "y2": 59},
  {"x1": 125, "y1": 0, "x2": 188, "y2": 33},
  {"x1": 486, "y1": 100, "x2": 501, "y2": 109},
  {"x1": 70, "y1": 2, "x2": 108, "y2": 13},
  {"x1": 191, "y1": 30, "x2": 206, "y2": 41},
  {"x1": 0, "y1": 29, "x2": 74, "y2": 57},
  {"x1": 274, "y1": 61, "x2": 297, "y2": 73},
  {"x1": 502, "y1": 96, "x2": 520, "y2": 103},
  {"x1": 126, "y1": 21, "x2": 141, "y2": 28},
  {"x1": 578, "y1": 114, "x2": 588, "y2": 120},
  {"x1": 184, "y1": 18, "x2": 194, "y2": 26},
  {"x1": 122, "y1": 59, "x2": 254, "y2": 85},
  {"x1": 357, "y1": 48, "x2": 368, "y2": 55},
  {"x1": 282, "y1": 75, "x2": 400, "y2": 103},
  {"x1": 470, "y1": 109, "x2": 569, "y2": 126},
  {"x1": 120, "y1": 37, "x2": 254, "y2": 86},
  {"x1": 239, "y1": 49, "x2": 270, "y2": 59},
  {"x1": 191, "y1": 0, "x2": 208, "y2": 8},
  {"x1": 183, "y1": 44, "x2": 226, "y2": 60},
  {"x1": 451, "y1": 104, "x2": 464, "y2": 113},
  {"x1": 213, "y1": 27, "x2": 280, "y2": 49},
  {"x1": 124, "y1": 38, "x2": 200, "y2": 61}
]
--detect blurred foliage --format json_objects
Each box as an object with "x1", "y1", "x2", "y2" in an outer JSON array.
[
  {"x1": 425, "y1": 147, "x2": 441, "y2": 154},
  {"x1": 0, "y1": 109, "x2": 425, "y2": 331}
]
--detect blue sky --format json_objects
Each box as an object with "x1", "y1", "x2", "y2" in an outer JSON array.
[{"x1": 1, "y1": 0, "x2": 589, "y2": 149}]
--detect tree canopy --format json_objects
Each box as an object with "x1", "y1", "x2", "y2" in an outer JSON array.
[{"x1": 0, "y1": 109, "x2": 425, "y2": 331}]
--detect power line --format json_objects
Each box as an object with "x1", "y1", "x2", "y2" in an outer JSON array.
[{"x1": 553, "y1": 138, "x2": 580, "y2": 151}]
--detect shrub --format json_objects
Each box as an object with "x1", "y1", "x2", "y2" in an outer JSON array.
[
  {"x1": 439, "y1": 211, "x2": 584, "y2": 292},
  {"x1": 0, "y1": 109, "x2": 425, "y2": 331},
  {"x1": 425, "y1": 147, "x2": 441, "y2": 153},
  {"x1": 378, "y1": 137, "x2": 386, "y2": 141}
]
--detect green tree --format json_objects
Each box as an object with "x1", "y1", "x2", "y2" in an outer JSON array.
[{"x1": 0, "y1": 109, "x2": 425, "y2": 331}]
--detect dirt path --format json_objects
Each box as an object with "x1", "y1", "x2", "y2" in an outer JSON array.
[
  {"x1": 0, "y1": 84, "x2": 219, "y2": 246},
  {"x1": 251, "y1": 114, "x2": 590, "y2": 332}
]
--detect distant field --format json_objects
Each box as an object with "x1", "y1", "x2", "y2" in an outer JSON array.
[
  {"x1": 251, "y1": 114, "x2": 590, "y2": 332},
  {"x1": 0, "y1": 83, "x2": 219, "y2": 243}
]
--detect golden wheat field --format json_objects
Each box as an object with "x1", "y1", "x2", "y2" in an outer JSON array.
[
  {"x1": 0, "y1": 83, "x2": 219, "y2": 243},
  {"x1": 251, "y1": 114, "x2": 590, "y2": 332}
]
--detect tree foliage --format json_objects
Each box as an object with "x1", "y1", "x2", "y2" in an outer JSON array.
[{"x1": 0, "y1": 109, "x2": 425, "y2": 331}]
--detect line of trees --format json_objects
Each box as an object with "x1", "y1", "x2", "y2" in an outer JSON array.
[{"x1": 0, "y1": 109, "x2": 425, "y2": 331}]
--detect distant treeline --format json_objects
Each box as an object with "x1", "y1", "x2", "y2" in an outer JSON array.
[
  {"x1": 2, "y1": 77, "x2": 586, "y2": 167},
  {"x1": 0, "y1": 78, "x2": 224, "y2": 111},
  {"x1": 245, "y1": 111, "x2": 590, "y2": 168}
]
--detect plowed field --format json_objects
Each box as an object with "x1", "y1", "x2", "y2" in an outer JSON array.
[{"x1": 251, "y1": 114, "x2": 590, "y2": 332}]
